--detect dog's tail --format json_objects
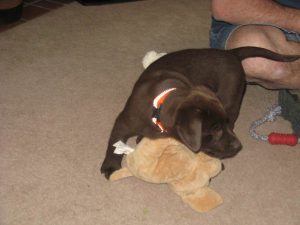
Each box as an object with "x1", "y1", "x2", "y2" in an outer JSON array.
[{"x1": 230, "y1": 47, "x2": 300, "y2": 62}]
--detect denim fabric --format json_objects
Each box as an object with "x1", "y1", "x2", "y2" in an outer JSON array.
[
  {"x1": 275, "y1": 0, "x2": 300, "y2": 9},
  {"x1": 209, "y1": 18, "x2": 300, "y2": 49},
  {"x1": 209, "y1": 18, "x2": 237, "y2": 49}
]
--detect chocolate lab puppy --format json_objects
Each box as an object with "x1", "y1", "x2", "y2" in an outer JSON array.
[{"x1": 101, "y1": 47, "x2": 299, "y2": 179}]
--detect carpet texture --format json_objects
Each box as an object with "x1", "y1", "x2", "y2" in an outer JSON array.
[{"x1": 1, "y1": 1, "x2": 299, "y2": 225}]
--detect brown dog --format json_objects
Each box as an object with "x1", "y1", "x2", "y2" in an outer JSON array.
[{"x1": 101, "y1": 47, "x2": 299, "y2": 179}]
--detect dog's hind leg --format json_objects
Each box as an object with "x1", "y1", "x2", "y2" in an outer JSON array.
[{"x1": 216, "y1": 68, "x2": 246, "y2": 129}]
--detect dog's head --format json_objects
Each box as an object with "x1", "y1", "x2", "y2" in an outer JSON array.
[{"x1": 162, "y1": 86, "x2": 242, "y2": 159}]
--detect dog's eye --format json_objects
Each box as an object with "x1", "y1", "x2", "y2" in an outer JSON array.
[
  {"x1": 202, "y1": 134, "x2": 212, "y2": 143},
  {"x1": 211, "y1": 122, "x2": 222, "y2": 131}
]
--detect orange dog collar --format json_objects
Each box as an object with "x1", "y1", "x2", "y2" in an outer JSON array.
[{"x1": 152, "y1": 88, "x2": 176, "y2": 133}]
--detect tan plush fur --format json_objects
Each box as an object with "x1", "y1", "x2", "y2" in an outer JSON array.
[{"x1": 110, "y1": 137, "x2": 223, "y2": 213}]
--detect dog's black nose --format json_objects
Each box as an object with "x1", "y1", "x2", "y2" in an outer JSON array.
[{"x1": 230, "y1": 139, "x2": 242, "y2": 152}]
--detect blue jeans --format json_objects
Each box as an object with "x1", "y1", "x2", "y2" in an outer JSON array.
[{"x1": 209, "y1": 17, "x2": 300, "y2": 49}]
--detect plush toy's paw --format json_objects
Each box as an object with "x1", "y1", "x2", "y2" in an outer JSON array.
[
  {"x1": 142, "y1": 51, "x2": 167, "y2": 69},
  {"x1": 110, "y1": 168, "x2": 133, "y2": 181},
  {"x1": 182, "y1": 187, "x2": 223, "y2": 213}
]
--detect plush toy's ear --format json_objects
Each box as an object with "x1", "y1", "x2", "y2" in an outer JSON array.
[{"x1": 176, "y1": 108, "x2": 202, "y2": 152}]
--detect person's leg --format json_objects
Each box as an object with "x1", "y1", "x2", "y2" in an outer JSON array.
[
  {"x1": 0, "y1": 0, "x2": 23, "y2": 24},
  {"x1": 225, "y1": 25, "x2": 300, "y2": 89}
]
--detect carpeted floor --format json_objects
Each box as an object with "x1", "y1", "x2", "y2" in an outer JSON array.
[{"x1": 0, "y1": 1, "x2": 299, "y2": 225}]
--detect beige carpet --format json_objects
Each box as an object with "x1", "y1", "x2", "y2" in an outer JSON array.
[{"x1": 1, "y1": 1, "x2": 299, "y2": 224}]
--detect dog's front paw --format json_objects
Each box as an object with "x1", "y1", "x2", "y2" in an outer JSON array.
[{"x1": 100, "y1": 159, "x2": 122, "y2": 180}]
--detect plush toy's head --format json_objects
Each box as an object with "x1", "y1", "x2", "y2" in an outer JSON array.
[{"x1": 110, "y1": 137, "x2": 223, "y2": 213}]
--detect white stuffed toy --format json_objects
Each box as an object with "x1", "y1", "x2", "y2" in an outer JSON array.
[{"x1": 142, "y1": 51, "x2": 167, "y2": 69}]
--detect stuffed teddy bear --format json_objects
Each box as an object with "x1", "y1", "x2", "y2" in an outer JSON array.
[{"x1": 110, "y1": 137, "x2": 223, "y2": 213}]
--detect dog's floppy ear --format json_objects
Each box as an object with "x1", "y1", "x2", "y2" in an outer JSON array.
[{"x1": 176, "y1": 107, "x2": 202, "y2": 152}]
